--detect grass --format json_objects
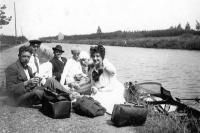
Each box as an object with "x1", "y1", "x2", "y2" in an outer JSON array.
[
  {"x1": 136, "y1": 106, "x2": 187, "y2": 133},
  {"x1": 0, "y1": 35, "x2": 27, "y2": 51},
  {"x1": 135, "y1": 105, "x2": 200, "y2": 133}
]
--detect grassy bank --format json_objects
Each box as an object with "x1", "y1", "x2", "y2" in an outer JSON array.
[
  {"x1": 60, "y1": 34, "x2": 200, "y2": 50},
  {"x1": 0, "y1": 35, "x2": 27, "y2": 51},
  {"x1": 136, "y1": 106, "x2": 200, "y2": 133},
  {"x1": 40, "y1": 29, "x2": 200, "y2": 50}
]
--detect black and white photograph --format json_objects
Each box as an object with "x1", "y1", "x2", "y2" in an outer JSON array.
[{"x1": 0, "y1": 0, "x2": 200, "y2": 132}]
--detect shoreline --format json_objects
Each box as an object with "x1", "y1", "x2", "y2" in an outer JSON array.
[{"x1": 41, "y1": 34, "x2": 200, "y2": 51}]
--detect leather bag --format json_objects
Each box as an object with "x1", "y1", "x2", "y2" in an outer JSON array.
[
  {"x1": 73, "y1": 96, "x2": 106, "y2": 117},
  {"x1": 111, "y1": 104, "x2": 148, "y2": 127},
  {"x1": 41, "y1": 89, "x2": 71, "y2": 119}
]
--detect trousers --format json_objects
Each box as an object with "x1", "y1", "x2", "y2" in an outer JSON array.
[{"x1": 17, "y1": 78, "x2": 66, "y2": 106}]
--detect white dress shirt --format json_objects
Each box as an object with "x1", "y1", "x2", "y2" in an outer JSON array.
[
  {"x1": 24, "y1": 69, "x2": 30, "y2": 80},
  {"x1": 60, "y1": 58, "x2": 84, "y2": 85},
  {"x1": 28, "y1": 54, "x2": 40, "y2": 74}
]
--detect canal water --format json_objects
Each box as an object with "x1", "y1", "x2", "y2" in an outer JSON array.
[{"x1": 1, "y1": 43, "x2": 200, "y2": 100}]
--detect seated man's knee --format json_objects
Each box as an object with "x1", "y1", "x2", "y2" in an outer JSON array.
[
  {"x1": 46, "y1": 77, "x2": 58, "y2": 84},
  {"x1": 33, "y1": 89, "x2": 44, "y2": 98}
]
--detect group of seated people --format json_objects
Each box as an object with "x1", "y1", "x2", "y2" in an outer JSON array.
[{"x1": 5, "y1": 40, "x2": 125, "y2": 114}]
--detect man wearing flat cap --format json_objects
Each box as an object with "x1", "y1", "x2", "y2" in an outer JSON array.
[
  {"x1": 28, "y1": 40, "x2": 42, "y2": 75},
  {"x1": 50, "y1": 45, "x2": 67, "y2": 82}
]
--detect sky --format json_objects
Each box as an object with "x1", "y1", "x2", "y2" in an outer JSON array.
[{"x1": 1, "y1": 0, "x2": 200, "y2": 39}]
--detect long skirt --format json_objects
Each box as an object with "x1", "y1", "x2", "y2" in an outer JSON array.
[{"x1": 91, "y1": 81, "x2": 125, "y2": 114}]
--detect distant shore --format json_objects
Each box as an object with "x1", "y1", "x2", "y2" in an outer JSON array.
[
  {"x1": 41, "y1": 34, "x2": 200, "y2": 50},
  {"x1": 1, "y1": 32, "x2": 200, "y2": 51}
]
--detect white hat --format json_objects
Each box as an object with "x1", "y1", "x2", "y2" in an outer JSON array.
[
  {"x1": 79, "y1": 51, "x2": 90, "y2": 60},
  {"x1": 71, "y1": 45, "x2": 81, "y2": 53}
]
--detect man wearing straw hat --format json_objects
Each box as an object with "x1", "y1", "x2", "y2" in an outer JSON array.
[{"x1": 50, "y1": 45, "x2": 67, "y2": 82}]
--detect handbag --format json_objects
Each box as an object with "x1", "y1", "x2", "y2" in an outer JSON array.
[
  {"x1": 41, "y1": 89, "x2": 71, "y2": 119},
  {"x1": 73, "y1": 96, "x2": 106, "y2": 117},
  {"x1": 111, "y1": 103, "x2": 148, "y2": 127}
]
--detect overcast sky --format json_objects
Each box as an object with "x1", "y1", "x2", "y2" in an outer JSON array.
[{"x1": 1, "y1": 0, "x2": 200, "y2": 39}]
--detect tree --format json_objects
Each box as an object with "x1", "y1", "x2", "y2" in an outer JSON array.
[
  {"x1": 97, "y1": 26, "x2": 102, "y2": 34},
  {"x1": 196, "y1": 20, "x2": 200, "y2": 31},
  {"x1": 177, "y1": 24, "x2": 182, "y2": 30},
  {"x1": 185, "y1": 22, "x2": 191, "y2": 31},
  {"x1": 0, "y1": 4, "x2": 12, "y2": 29}
]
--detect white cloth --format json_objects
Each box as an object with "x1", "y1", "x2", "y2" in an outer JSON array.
[
  {"x1": 79, "y1": 51, "x2": 90, "y2": 60},
  {"x1": 60, "y1": 58, "x2": 84, "y2": 85},
  {"x1": 89, "y1": 58, "x2": 125, "y2": 114},
  {"x1": 32, "y1": 61, "x2": 53, "y2": 85},
  {"x1": 37, "y1": 61, "x2": 53, "y2": 78},
  {"x1": 24, "y1": 69, "x2": 30, "y2": 80},
  {"x1": 28, "y1": 54, "x2": 52, "y2": 79},
  {"x1": 28, "y1": 54, "x2": 40, "y2": 74}
]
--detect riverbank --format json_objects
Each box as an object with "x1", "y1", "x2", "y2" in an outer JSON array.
[
  {"x1": 64, "y1": 34, "x2": 200, "y2": 50},
  {"x1": 0, "y1": 44, "x2": 199, "y2": 133},
  {"x1": 40, "y1": 32, "x2": 200, "y2": 50},
  {"x1": 0, "y1": 35, "x2": 27, "y2": 51}
]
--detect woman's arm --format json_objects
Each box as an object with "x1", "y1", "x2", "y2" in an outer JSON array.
[{"x1": 103, "y1": 59, "x2": 116, "y2": 76}]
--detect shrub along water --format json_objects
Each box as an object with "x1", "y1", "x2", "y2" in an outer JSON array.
[
  {"x1": 40, "y1": 30, "x2": 200, "y2": 50},
  {"x1": 0, "y1": 35, "x2": 27, "y2": 50}
]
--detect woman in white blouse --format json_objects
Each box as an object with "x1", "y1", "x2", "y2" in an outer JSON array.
[{"x1": 89, "y1": 44, "x2": 125, "y2": 114}]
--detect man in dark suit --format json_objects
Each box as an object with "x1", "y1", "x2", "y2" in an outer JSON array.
[
  {"x1": 5, "y1": 45, "x2": 67, "y2": 106},
  {"x1": 50, "y1": 45, "x2": 67, "y2": 82}
]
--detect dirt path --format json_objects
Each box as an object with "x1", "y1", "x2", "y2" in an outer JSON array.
[{"x1": 0, "y1": 44, "x2": 137, "y2": 133}]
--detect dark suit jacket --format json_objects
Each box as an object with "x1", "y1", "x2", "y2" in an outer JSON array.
[
  {"x1": 5, "y1": 60, "x2": 34, "y2": 98},
  {"x1": 50, "y1": 57, "x2": 67, "y2": 81}
]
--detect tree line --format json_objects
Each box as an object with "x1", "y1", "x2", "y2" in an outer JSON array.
[{"x1": 40, "y1": 21, "x2": 200, "y2": 41}]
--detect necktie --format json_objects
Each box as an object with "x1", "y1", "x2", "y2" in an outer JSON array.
[{"x1": 34, "y1": 55, "x2": 39, "y2": 73}]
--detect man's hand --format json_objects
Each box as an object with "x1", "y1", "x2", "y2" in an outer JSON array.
[
  {"x1": 74, "y1": 74, "x2": 83, "y2": 81},
  {"x1": 24, "y1": 77, "x2": 40, "y2": 86},
  {"x1": 91, "y1": 86, "x2": 98, "y2": 95},
  {"x1": 69, "y1": 82, "x2": 80, "y2": 90}
]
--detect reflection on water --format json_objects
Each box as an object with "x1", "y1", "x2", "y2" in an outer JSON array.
[{"x1": 1, "y1": 43, "x2": 200, "y2": 99}]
